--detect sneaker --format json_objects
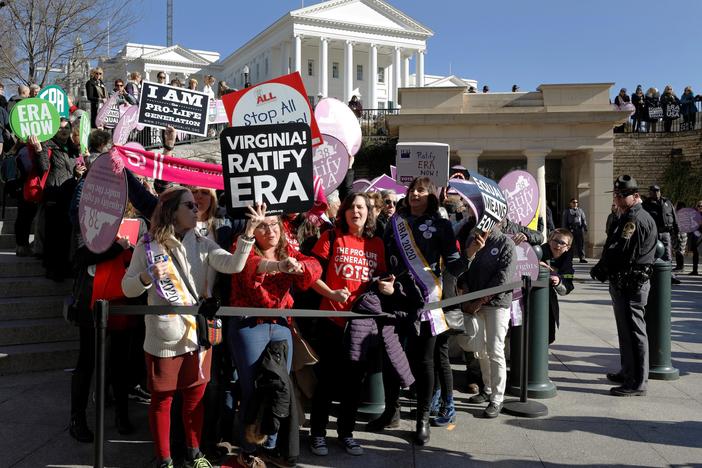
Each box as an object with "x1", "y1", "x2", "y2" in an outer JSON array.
[
  {"x1": 483, "y1": 402, "x2": 503, "y2": 418},
  {"x1": 429, "y1": 388, "x2": 441, "y2": 416},
  {"x1": 128, "y1": 384, "x2": 151, "y2": 404},
  {"x1": 236, "y1": 453, "x2": 266, "y2": 468},
  {"x1": 579, "y1": 258, "x2": 588, "y2": 264},
  {"x1": 338, "y1": 437, "x2": 364, "y2": 456},
  {"x1": 183, "y1": 454, "x2": 213, "y2": 468},
  {"x1": 309, "y1": 436, "x2": 328, "y2": 456},
  {"x1": 468, "y1": 392, "x2": 490, "y2": 404},
  {"x1": 157, "y1": 460, "x2": 174, "y2": 468},
  {"x1": 432, "y1": 399, "x2": 456, "y2": 427},
  {"x1": 610, "y1": 385, "x2": 646, "y2": 397}
]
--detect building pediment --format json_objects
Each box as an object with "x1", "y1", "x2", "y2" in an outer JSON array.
[
  {"x1": 140, "y1": 45, "x2": 213, "y2": 66},
  {"x1": 292, "y1": 0, "x2": 433, "y2": 37}
]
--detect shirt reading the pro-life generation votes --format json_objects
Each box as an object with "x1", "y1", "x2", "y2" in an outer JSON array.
[{"x1": 312, "y1": 228, "x2": 386, "y2": 327}]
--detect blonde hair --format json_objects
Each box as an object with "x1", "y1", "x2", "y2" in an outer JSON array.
[
  {"x1": 191, "y1": 187, "x2": 217, "y2": 228},
  {"x1": 188, "y1": 78, "x2": 198, "y2": 89},
  {"x1": 130, "y1": 71, "x2": 141, "y2": 81},
  {"x1": 150, "y1": 186, "x2": 190, "y2": 245},
  {"x1": 90, "y1": 68, "x2": 103, "y2": 79}
]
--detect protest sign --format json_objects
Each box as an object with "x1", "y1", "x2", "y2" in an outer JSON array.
[
  {"x1": 352, "y1": 178, "x2": 372, "y2": 192},
  {"x1": 207, "y1": 99, "x2": 229, "y2": 124},
  {"x1": 138, "y1": 82, "x2": 210, "y2": 136},
  {"x1": 677, "y1": 208, "x2": 702, "y2": 233},
  {"x1": 79, "y1": 153, "x2": 127, "y2": 253},
  {"x1": 395, "y1": 142, "x2": 450, "y2": 188},
  {"x1": 118, "y1": 218, "x2": 141, "y2": 245},
  {"x1": 365, "y1": 174, "x2": 408, "y2": 195},
  {"x1": 220, "y1": 123, "x2": 314, "y2": 216},
  {"x1": 221, "y1": 72, "x2": 322, "y2": 146},
  {"x1": 9, "y1": 98, "x2": 61, "y2": 142},
  {"x1": 499, "y1": 170, "x2": 539, "y2": 226},
  {"x1": 79, "y1": 112, "x2": 90, "y2": 154},
  {"x1": 448, "y1": 174, "x2": 508, "y2": 233},
  {"x1": 113, "y1": 105, "x2": 143, "y2": 145},
  {"x1": 314, "y1": 98, "x2": 362, "y2": 156},
  {"x1": 96, "y1": 93, "x2": 120, "y2": 128},
  {"x1": 313, "y1": 134, "x2": 349, "y2": 194},
  {"x1": 38, "y1": 85, "x2": 70, "y2": 119}
]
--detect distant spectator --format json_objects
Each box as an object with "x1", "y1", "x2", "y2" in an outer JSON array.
[
  {"x1": 631, "y1": 86, "x2": 646, "y2": 132},
  {"x1": 125, "y1": 72, "x2": 142, "y2": 105},
  {"x1": 606, "y1": 203, "x2": 619, "y2": 234},
  {"x1": 468, "y1": 86, "x2": 477, "y2": 93},
  {"x1": 659, "y1": 85, "x2": 680, "y2": 132},
  {"x1": 217, "y1": 80, "x2": 230, "y2": 98},
  {"x1": 169, "y1": 78, "x2": 182, "y2": 87},
  {"x1": 614, "y1": 88, "x2": 630, "y2": 106},
  {"x1": 85, "y1": 68, "x2": 107, "y2": 128},
  {"x1": 203, "y1": 75, "x2": 216, "y2": 99},
  {"x1": 187, "y1": 78, "x2": 198, "y2": 91},
  {"x1": 512, "y1": 84, "x2": 520, "y2": 92},
  {"x1": 482, "y1": 85, "x2": 489, "y2": 93},
  {"x1": 29, "y1": 84, "x2": 40, "y2": 97},
  {"x1": 348, "y1": 95, "x2": 363, "y2": 118},
  {"x1": 110, "y1": 79, "x2": 136, "y2": 105},
  {"x1": 680, "y1": 86, "x2": 697, "y2": 130},
  {"x1": 156, "y1": 72, "x2": 166, "y2": 84},
  {"x1": 645, "y1": 87, "x2": 660, "y2": 132}
]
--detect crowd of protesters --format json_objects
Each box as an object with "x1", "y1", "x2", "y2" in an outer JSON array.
[{"x1": 613, "y1": 84, "x2": 702, "y2": 133}]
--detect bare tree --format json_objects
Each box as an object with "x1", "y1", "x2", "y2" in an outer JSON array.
[{"x1": 0, "y1": 0, "x2": 136, "y2": 86}]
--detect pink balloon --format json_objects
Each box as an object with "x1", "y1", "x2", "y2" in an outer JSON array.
[{"x1": 314, "y1": 98, "x2": 362, "y2": 157}]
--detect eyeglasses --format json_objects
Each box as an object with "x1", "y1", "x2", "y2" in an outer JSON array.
[
  {"x1": 180, "y1": 201, "x2": 198, "y2": 210},
  {"x1": 116, "y1": 83, "x2": 124, "y2": 87},
  {"x1": 384, "y1": 199, "x2": 396, "y2": 206},
  {"x1": 572, "y1": 201, "x2": 578, "y2": 204},
  {"x1": 256, "y1": 221, "x2": 280, "y2": 232},
  {"x1": 550, "y1": 238, "x2": 570, "y2": 247},
  {"x1": 157, "y1": 75, "x2": 166, "y2": 79}
]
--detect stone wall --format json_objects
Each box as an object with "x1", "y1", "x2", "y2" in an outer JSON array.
[{"x1": 614, "y1": 129, "x2": 702, "y2": 192}]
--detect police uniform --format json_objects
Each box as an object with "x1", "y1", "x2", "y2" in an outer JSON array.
[
  {"x1": 591, "y1": 175, "x2": 657, "y2": 396},
  {"x1": 642, "y1": 185, "x2": 679, "y2": 280}
]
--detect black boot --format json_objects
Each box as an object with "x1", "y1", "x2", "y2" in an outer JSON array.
[
  {"x1": 366, "y1": 404, "x2": 400, "y2": 431},
  {"x1": 414, "y1": 411, "x2": 430, "y2": 445},
  {"x1": 69, "y1": 412, "x2": 94, "y2": 443}
]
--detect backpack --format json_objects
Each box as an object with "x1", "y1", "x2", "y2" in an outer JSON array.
[{"x1": 22, "y1": 146, "x2": 52, "y2": 203}]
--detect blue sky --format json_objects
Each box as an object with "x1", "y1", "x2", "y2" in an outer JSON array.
[{"x1": 127, "y1": 0, "x2": 702, "y2": 98}]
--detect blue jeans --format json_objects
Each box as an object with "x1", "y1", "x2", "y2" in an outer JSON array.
[{"x1": 228, "y1": 317, "x2": 292, "y2": 453}]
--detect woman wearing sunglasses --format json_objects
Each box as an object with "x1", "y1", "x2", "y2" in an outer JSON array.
[
  {"x1": 377, "y1": 189, "x2": 398, "y2": 233},
  {"x1": 122, "y1": 188, "x2": 265, "y2": 468},
  {"x1": 540, "y1": 228, "x2": 575, "y2": 343}
]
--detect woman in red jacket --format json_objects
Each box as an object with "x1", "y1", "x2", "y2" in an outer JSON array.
[{"x1": 229, "y1": 214, "x2": 322, "y2": 468}]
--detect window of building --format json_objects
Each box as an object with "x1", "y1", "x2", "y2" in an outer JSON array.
[
  {"x1": 332, "y1": 62, "x2": 339, "y2": 79},
  {"x1": 308, "y1": 59, "x2": 314, "y2": 77},
  {"x1": 256, "y1": 63, "x2": 260, "y2": 81},
  {"x1": 378, "y1": 67, "x2": 385, "y2": 84},
  {"x1": 265, "y1": 58, "x2": 268, "y2": 76},
  {"x1": 356, "y1": 65, "x2": 363, "y2": 81}
]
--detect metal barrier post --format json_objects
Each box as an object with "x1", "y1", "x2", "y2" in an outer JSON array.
[
  {"x1": 525, "y1": 264, "x2": 557, "y2": 398},
  {"x1": 357, "y1": 371, "x2": 385, "y2": 416},
  {"x1": 93, "y1": 300, "x2": 108, "y2": 468},
  {"x1": 646, "y1": 241, "x2": 680, "y2": 380}
]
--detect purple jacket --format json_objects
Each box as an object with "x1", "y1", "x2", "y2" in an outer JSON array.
[{"x1": 348, "y1": 288, "x2": 415, "y2": 388}]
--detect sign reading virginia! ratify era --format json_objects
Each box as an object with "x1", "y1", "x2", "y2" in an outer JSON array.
[
  {"x1": 138, "y1": 82, "x2": 210, "y2": 136},
  {"x1": 9, "y1": 98, "x2": 61, "y2": 142},
  {"x1": 220, "y1": 123, "x2": 314, "y2": 217}
]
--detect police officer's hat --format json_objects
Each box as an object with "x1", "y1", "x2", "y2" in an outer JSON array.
[
  {"x1": 611, "y1": 175, "x2": 639, "y2": 194},
  {"x1": 649, "y1": 184, "x2": 661, "y2": 192}
]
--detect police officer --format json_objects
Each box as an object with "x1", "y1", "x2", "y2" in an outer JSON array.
[
  {"x1": 590, "y1": 175, "x2": 657, "y2": 397},
  {"x1": 562, "y1": 198, "x2": 588, "y2": 263},
  {"x1": 642, "y1": 185, "x2": 681, "y2": 284}
]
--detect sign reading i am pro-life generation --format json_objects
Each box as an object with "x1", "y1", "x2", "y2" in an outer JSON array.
[
  {"x1": 395, "y1": 142, "x2": 450, "y2": 188},
  {"x1": 220, "y1": 123, "x2": 314, "y2": 217},
  {"x1": 38, "y1": 85, "x2": 70, "y2": 119},
  {"x1": 78, "y1": 153, "x2": 128, "y2": 253},
  {"x1": 9, "y1": 97, "x2": 61, "y2": 142},
  {"x1": 221, "y1": 72, "x2": 322, "y2": 146},
  {"x1": 138, "y1": 82, "x2": 210, "y2": 136}
]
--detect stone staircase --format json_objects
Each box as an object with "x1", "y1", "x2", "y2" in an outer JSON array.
[{"x1": 0, "y1": 206, "x2": 79, "y2": 374}]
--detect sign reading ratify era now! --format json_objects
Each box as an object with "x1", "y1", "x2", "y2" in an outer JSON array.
[
  {"x1": 221, "y1": 72, "x2": 322, "y2": 146},
  {"x1": 220, "y1": 123, "x2": 314, "y2": 217},
  {"x1": 395, "y1": 142, "x2": 450, "y2": 188},
  {"x1": 138, "y1": 82, "x2": 210, "y2": 136}
]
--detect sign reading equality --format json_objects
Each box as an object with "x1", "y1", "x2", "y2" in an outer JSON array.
[
  {"x1": 448, "y1": 174, "x2": 508, "y2": 233},
  {"x1": 138, "y1": 82, "x2": 210, "y2": 136},
  {"x1": 220, "y1": 123, "x2": 314, "y2": 217}
]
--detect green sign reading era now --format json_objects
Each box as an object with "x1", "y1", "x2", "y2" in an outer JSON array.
[
  {"x1": 38, "y1": 85, "x2": 70, "y2": 119},
  {"x1": 9, "y1": 98, "x2": 61, "y2": 142}
]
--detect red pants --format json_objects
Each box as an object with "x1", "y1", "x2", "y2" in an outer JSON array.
[{"x1": 149, "y1": 383, "x2": 207, "y2": 460}]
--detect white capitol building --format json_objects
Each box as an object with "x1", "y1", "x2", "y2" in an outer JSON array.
[{"x1": 100, "y1": 0, "x2": 476, "y2": 108}]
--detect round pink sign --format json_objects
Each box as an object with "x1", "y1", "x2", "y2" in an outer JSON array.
[
  {"x1": 78, "y1": 153, "x2": 128, "y2": 253},
  {"x1": 313, "y1": 134, "x2": 349, "y2": 195},
  {"x1": 314, "y1": 98, "x2": 362, "y2": 157},
  {"x1": 499, "y1": 170, "x2": 539, "y2": 226},
  {"x1": 677, "y1": 208, "x2": 702, "y2": 233}
]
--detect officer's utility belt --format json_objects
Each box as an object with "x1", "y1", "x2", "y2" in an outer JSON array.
[{"x1": 610, "y1": 264, "x2": 653, "y2": 291}]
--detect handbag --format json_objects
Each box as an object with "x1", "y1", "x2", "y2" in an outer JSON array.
[{"x1": 444, "y1": 309, "x2": 465, "y2": 335}]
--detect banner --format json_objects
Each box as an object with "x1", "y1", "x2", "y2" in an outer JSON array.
[
  {"x1": 499, "y1": 170, "x2": 539, "y2": 226},
  {"x1": 79, "y1": 111, "x2": 90, "y2": 154},
  {"x1": 9, "y1": 97, "x2": 61, "y2": 142},
  {"x1": 138, "y1": 82, "x2": 210, "y2": 136},
  {"x1": 113, "y1": 145, "x2": 224, "y2": 189},
  {"x1": 207, "y1": 99, "x2": 229, "y2": 124},
  {"x1": 395, "y1": 142, "x2": 450, "y2": 188},
  {"x1": 448, "y1": 174, "x2": 508, "y2": 233},
  {"x1": 314, "y1": 97, "x2": 362, "y2": 156},
  {"x1": 677, "y1": 208, "x2": 702, "y2": 233},
  {"x1": 38, "y1": 85, "x2": 69, "y2": 119},
  {"x1": 313, "y1": 134, "x2": 349, "y2": 194},
  {"x1": 79, "y1": 153, "x2": 128, "y2": 253},
  {"x1": 221, "y1": 72, "x2": 322, "y2": 146},
  {"x1": 220, "y1": 123, "x2": 314, "y2": 216}
]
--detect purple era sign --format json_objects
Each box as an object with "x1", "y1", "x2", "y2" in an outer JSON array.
[
  {"x1": 499, "y1": 170, "x2": 539, "y2": 226},
  {"x1": 78, "y1": 153, "x2": 128, "y2": 253},
  {"x1": 365, "y1": 174, "x2": 407, "y2": 194},
  {"x1": 677, "y1": 208, "x2": 702, "y2": 233},
  {"x1": 509, "y1": 240, "x2": 539, "y2": 326},
  {"x1": 314, "y1": 98, "x2": 362, "y2": 157},
  {"x1": 313, "y1": 134, "x2": 349, "y2": 195},
  {"x1": 113, "y1": 105, "x2": 144, "y2": 145}
]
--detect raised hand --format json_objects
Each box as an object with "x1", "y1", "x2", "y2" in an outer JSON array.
[
  {"x1": 244, "y1": 203, "x2": 267, "y2": 236},
  {"x1": 466, "y1": 231, "x2": 488, "y2": 259}
]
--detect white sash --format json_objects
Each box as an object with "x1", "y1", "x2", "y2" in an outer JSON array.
[{"x1": 392, "y1": 216, "x2": 448, "y2": 336}]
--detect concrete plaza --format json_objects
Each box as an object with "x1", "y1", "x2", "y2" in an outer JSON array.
[{"x1": 1, "y1": 262, "x2": 701, "y2": 468}]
